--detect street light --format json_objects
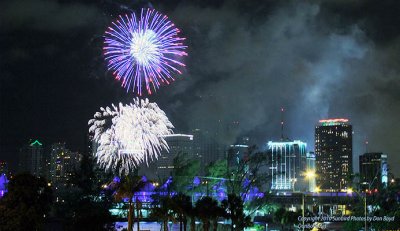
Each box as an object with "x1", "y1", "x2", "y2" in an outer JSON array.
[
  {"x1": 202, "y1": 180, "x2": 209, "y2": 196},
  {"x1": 302, "y1": 171, "x2": 316, "y2": 231},
  {"x1": 305, "y1": 171, "x2": 316, "y2": 178},
  {"x1": 302, "y1": 192, "x2": 305, "y2": 231},
  {"x1": 347, "y1": 187, "x2": 367, "y2": 231},
  {"x1": 304, "y1": 170, "x2": 316, "y2": 192}
]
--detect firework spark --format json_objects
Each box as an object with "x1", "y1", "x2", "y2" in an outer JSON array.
[
  {"x1": 88, "y1": 98, "x2": 174, "y2": 175},
  {"x1": 104, "y1": 8, "x2": 187, "y2": 95}
]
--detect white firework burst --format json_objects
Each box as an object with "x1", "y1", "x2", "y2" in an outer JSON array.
[{"x1": 88, "y1": 98, "x2": 174, "y2": 175}]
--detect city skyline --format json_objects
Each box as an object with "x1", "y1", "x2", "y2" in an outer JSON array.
[
  {"x1": 1, "y1": 0, "x2": 400, "y2": 177},
  {"x1": 6, "y1": 119, "x2": 395, "y2": 178}
]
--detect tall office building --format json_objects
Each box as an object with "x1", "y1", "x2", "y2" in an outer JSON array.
[
  {"x1": 18, "y1": 139, "x2": 45, "y2": 176},
  {"x1": 141, "y1": 134, "x2": 195, "y2": 180},
  {"x1": 49, "y1": 143, "x2": 81, "y2": 188},
  {"x1": 227, "y1": 144, "x2": 249, "y2": 174},
  {"x1": 267, "y1": 140, "x2": 307, "y2": 191},
  {"x1": 359, "y1": 152, "x2": 388, "y2": 188},
  {"x1": 192, "y1": 128, "x2": 226, "y2": 175},
  {"x1": 315, "y1": 118, "x2": 352, "y2": 192}
]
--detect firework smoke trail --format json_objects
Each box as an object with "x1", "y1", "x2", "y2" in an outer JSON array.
[
  {"x1": 88, "y1": 98, "x2": 174, "y2": 175},
  {"x1": 104, "y1": 8, "x2": 187, "y2": 95}
]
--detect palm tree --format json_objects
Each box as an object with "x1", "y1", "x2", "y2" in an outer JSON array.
[
  {"x1": 188, "y1": 204, "x2": 197, "y2": 231},
  {"x1": 221, "y1": 194, "x2": 251, "y2": 231},
  {"x1": 171, "y1": 193, "x2": 192, "y2": 231},
  {"x1": 195, "y1": 196, "x2": 222, "y2": 231},
  {"x1": 114, "y1": 175, "x2": 145, "y2": 231},
  {"x1": 273, "y1": 207, "x2": 286, "y2": 230},
  {"x1": 150, "y1": 195, "x2": 175, "y2": 231}
]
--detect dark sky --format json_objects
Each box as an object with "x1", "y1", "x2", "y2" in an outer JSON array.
[{"x1": 1, "y1": 0, "x2": 399, "y2": 176}]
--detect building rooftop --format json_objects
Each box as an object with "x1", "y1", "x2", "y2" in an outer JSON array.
[{"x1": 318, "y1": 118, "x2": 349, "y2": 126}]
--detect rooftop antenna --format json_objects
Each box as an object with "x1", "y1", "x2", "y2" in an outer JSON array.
[{"x1": 281, "y1": 107, "x2": 284, "y2": 141}]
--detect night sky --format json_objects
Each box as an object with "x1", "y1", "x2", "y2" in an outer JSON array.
[{"x1": 1, "y1": 0, "x2": 399, "y2": 176}]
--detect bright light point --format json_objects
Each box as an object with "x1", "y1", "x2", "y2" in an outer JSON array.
[
  {"x1": 346, "y1": 188, "x2": 353, "y2": 194},
  {"x1": 305, "y1": 171, "x2": 316, "y2": 178},
  {"x1": 130, "y1": 30, "x2": 159, "y2": 66},
  {"x1": 315, "y1": 186, "x2": 321, "y2": 193}
]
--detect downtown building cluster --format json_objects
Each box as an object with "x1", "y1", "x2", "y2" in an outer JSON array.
[
  {"x1": 11, "y1": 118, "x2": 391, "y2": 196},
  {"x1": 136, "y1": 118, "x2": 391, "y2": 194},
  {"x1": 16, "y1": 140, "x2": 81, "y2": 197}
]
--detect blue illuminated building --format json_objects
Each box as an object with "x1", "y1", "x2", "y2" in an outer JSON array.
[{"x1": 267, "y1": 140, "x2": 307, "y2": 191}]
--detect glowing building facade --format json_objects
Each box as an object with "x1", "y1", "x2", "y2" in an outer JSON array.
[
  {"x1": 267, "y1": 140, "x2": 307, "y2": 191},
  {"x1": 315, "y1": 119, "x2": 352, "y2": 192},
  {"x1": 359, "y1": 152, "x2": 388, "y2": 188},
  {"x1": 49, "y1": 143, "x2": 81, "y2": 188}
]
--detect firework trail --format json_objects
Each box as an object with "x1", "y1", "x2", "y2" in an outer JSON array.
[
  {"x1": 104, "y1": 8, "x2": 187, "y2": 95},
  {"x1": 88, "y1": 98, "x2": 174, "y2": 175}
]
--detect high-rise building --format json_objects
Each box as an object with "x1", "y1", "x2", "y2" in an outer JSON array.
[
  {"x1": 267, "y1": 140, "x2": 307, "y2": 191},
  {"x1": 359, "y1": 152, "x2": 388, "y2": 188},
  {"x1": 315, "y1": 118, "x2": 352, "y2": 192},
  {"x1": 141, "y1": 134, "x2": 195, "y2": 180},
  {"x1": 192, "y1": 128, "x2": 226, "y2": 175},
  {"x1": 18, "y1": 139, "x2": 45, "y2": 176},
  {"x1": 227, "y1": 144, "x2": 249, "y2": 174},
  {"x1": 49, "y1": 143, "x2": 81, "y2": 188}
]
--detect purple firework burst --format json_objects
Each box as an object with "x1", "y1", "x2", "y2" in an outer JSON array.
[{"x1": 104, "y1": 8, "x2": 187, "y2": 95}]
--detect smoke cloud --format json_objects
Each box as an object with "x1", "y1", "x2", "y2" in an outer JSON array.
[{"x1": 157, "y1": 1, "x2": 400, "y2": 175}]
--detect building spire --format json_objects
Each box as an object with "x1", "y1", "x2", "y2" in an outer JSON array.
[{"x1": 281, "y1": 107, "x2": 284, "y2": 141}]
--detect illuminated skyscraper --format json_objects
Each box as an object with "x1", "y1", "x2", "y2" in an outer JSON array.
[
  {"x1": 315, "y1": 118, "x2": 352, "y2": 192},
  {"x1": 359, "y1": 152, "x2": 388, "y2": 188},
  {"x1": 49, "y1": 143, "x2": 81, "y2": 187},
  {"x1": 18, "y1": 139, "x2": 45, "y2": 176},
  {"x1": 267, "y1": 140, "x2": 307, "y2": 191}
]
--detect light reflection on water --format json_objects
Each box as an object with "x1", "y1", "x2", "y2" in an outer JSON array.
[{"x1": 114, "y1": 222, "x2": 182, "y2": 231}]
